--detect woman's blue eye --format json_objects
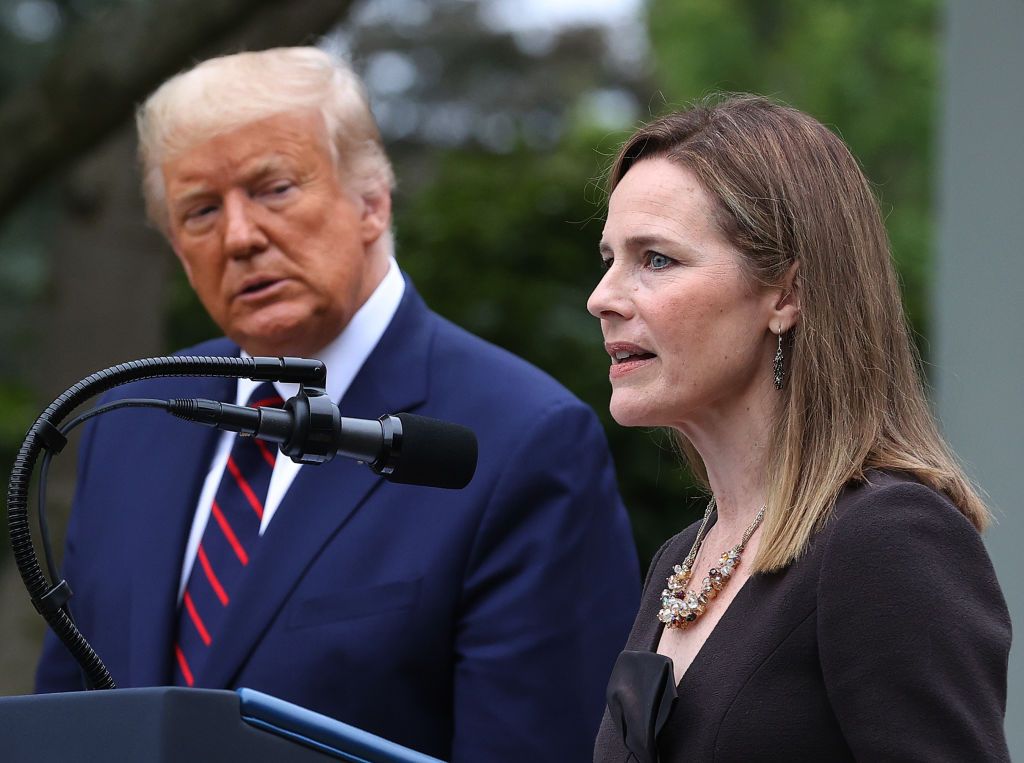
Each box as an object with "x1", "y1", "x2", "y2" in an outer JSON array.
[{"x1": 649, "y1": 253, "x2": 671, "y2": 269}]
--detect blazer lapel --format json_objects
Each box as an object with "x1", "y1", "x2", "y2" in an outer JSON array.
[
  {"x1": 127, "y1": 373, "x2": 235, "y2": 686},
  {"x1": 200, "y1": 281, "x2": 435, "y2": 688}
]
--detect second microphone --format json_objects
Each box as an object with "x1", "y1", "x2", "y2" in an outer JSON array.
[{"x1": 167, "y1": 390, "x2": 478, "y2": 490}]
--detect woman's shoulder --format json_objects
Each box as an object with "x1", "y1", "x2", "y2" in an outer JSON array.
[
  {"x1": 817, "y1": 470, "x2": 1006, "y2": 615},
  {"x1": 826, "y1": 469, "x2": 981, "y2": 550},
  {"x1": 812, "y1": 471, "x2": 1011, "y2": 760}
]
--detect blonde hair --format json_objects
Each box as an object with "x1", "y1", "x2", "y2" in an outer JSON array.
[
  {"x1": 610, "y1": 94, "x2": 990, "y2": 572},
  {"x1": 136, "y1": 47, "x2": 395, "y2": 234}
]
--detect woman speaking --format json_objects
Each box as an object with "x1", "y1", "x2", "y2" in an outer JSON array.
[{"x1": 589, "y1": 96, "x2": 1010, "y2": 761}]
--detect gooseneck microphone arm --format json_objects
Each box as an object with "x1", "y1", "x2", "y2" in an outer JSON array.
[{"x1": 6, "y1": 355, "x2": 326, "y2": 691}]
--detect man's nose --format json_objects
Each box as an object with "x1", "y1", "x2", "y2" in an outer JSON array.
[
  {"x1": 587, "y1": 267, "x2": 633, "y2": 321},
  {"x1": 222, "y1": 193, "x2": 268, "y2": 258}
]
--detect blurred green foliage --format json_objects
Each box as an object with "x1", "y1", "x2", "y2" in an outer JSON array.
[
  {"x1": 648, "y1": 0, "x2": 937, "y2": 344},
  {"x1": 0, "y1": 383, "x2": 36, "y2": 553},
  {"x1": 165, "y1": 269, "x2": 219, "y2": 353},
  {"x1": 0, "y1": 384, "x2": 36, "y2": 469},
  {"x1": 0, "y1": 192, "x2": 54, "y2": 561}
]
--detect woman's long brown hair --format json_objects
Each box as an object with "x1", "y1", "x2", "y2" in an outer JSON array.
[{"x1": 610, "y1": 95, "x2": 989, "y2": 572}]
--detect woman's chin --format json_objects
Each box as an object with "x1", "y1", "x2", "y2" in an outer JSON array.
[{"x1": 609, "y1": 401, "x2": 667, "y2": 429}]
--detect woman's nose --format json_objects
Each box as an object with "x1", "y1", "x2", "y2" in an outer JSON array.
[{"x1": 587, "y1": 267, "x2": 632, "y2": 321}]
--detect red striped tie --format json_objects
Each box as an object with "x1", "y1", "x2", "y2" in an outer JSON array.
[{"x1": 173, "y1": 383, "x2": 283, "y2": 687}]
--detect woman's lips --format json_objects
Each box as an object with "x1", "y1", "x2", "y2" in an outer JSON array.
[
  {"x1": 609, "y1": 355, "x2": 656, "y2": 379},
  {"x1": 604, "y1": 342, "x2": 657, "y2": 379}
]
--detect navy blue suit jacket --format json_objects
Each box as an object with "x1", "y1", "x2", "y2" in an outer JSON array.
[{"x1": 36, "y1": 282, "x2": 640, "y2": 761}]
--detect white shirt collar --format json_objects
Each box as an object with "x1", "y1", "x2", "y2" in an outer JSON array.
[{"x1": 236, "y1": 256, "x2": 405, "y2": 405}]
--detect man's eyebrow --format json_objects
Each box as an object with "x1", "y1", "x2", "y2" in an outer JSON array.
[
  {"x1": 168, "y1": 158, "x2": 293, "y2": 208},
  {"x1": 244, "y1": 157, "x2": 291, "y2": 180},
  {"x1": 168, "y1": 184, "x2": 214, "y2": 209}
]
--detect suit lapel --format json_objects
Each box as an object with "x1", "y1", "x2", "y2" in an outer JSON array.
[
  {"x1": 127, "y1": 373, "x2": 235, "y2": 686},
  {"x1": 201, "y1": 281, "x2": 435, "y2": 688}
]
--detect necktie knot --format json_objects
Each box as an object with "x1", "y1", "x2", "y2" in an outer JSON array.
[{"x1": 247, "y1": 382, "x2": 284, "y2": 410}]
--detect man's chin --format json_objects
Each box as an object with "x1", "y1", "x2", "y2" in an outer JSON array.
[
  {"x1": 222, "y1": 301, "x2": 347, "y2": 358},
  {"x1": 228, "y1": 320, "x2": 315, "y2": 359}
]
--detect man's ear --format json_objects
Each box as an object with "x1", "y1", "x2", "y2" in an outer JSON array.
[
  {"x1": 771, "y1": 260, "x2": 801, "y2": 333},
  {"x1": 360, "y1": 187, "x2": 392, "y2": 246}
]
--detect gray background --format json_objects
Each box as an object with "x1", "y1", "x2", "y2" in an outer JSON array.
[{"x1": 936, "y1": 0, "x2": 1024, "y2": 755}]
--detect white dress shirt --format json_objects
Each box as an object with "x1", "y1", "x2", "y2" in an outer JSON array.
[{"x1": 177, "y1": 259, "x2": 405, "y2": 599}]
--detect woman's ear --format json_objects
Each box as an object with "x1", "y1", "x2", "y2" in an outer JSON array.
[{"x1": 771, "y1": 260, "x2": 801, "y2": 332}]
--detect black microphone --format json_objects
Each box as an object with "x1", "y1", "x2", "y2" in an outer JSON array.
[{"x1": 168, "y1": 395, "x2": 477, "y2": 489}]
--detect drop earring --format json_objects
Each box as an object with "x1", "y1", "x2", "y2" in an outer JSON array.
[{"x1": 773, "y1": 328, "x2": 785, "y2": 390}]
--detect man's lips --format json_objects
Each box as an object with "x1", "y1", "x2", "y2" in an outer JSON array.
[{"x1": 235, "y1": 277, "x2": 288, "y2": 301}]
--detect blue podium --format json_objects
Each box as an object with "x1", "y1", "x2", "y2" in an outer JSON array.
[{"x1": 0, "y1": 687, "x2": 445, "y2": 762}]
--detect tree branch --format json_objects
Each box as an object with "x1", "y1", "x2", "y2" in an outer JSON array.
[{"x1": 0, "y1": 0, "x2": 354, "y2": 219}]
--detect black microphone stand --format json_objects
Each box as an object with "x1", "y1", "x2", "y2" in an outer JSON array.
[{"x1": 5, "y1": 355, "x2": 326, "y2": 691}]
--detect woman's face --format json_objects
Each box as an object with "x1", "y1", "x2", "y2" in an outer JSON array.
[{"x1": 587, "y1": 158, "x2": 778, "y2": 431}]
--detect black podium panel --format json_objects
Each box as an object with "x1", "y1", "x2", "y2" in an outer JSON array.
[
  {"x1": 0, "y1": 686, "x2": 449, "y2": 763},
  {"x1": 0, "y1": 688, "x2": 332, "y2": 762}
]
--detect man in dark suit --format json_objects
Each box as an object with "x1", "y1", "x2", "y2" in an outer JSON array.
[{"x1": 34, "y1": 48, "x2": 639, "y2": 761}]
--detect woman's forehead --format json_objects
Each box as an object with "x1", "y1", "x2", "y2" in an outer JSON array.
[{"x1": 604, "y1": 159, "x2": 721, "y2": 244}]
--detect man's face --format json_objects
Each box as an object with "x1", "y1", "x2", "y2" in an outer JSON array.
[{"x1": 161, "y1": 110, "x2": 390, "y2": 357}]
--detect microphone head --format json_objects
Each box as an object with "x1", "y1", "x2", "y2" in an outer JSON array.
[{"x1": 383, "y1": 413, "x2": 478, "y2": 489}]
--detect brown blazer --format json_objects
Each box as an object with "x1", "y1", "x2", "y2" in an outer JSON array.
[{"x1": 595, "y1": 471, "x2": 1011, "y2": 762}]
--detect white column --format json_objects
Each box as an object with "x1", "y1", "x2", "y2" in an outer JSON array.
[{"x1": 936, "y1": 0, "x2": 1024, "y2": 754}]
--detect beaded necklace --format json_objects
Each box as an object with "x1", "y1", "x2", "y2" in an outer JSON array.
[{"x1": 657, "y1": 498, "x2": 766, "y2": 629}]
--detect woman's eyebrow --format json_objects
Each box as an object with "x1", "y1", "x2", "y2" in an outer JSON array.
[{"x1": 600, "y1": 234, "x2": 679, "y2": 254}]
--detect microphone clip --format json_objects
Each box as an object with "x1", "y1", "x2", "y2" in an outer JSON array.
[{"x1": 279, "y1": 386, "x2": 340, "y2": 465}]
